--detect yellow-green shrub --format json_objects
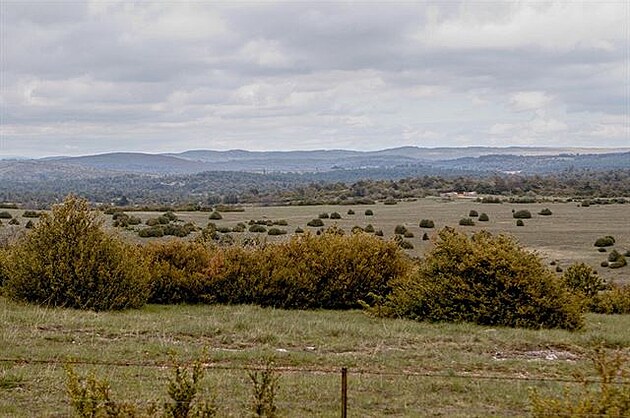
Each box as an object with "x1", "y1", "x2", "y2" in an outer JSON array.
[
  {"x1": 3, "y1": 195, "x2": 150, "y2": 310},
  {"x1": 384, "y1": 227, "x2": 583, "y2": 330}
]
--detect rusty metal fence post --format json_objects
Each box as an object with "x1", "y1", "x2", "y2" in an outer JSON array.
[{"x1": 341, "y1": 367, "x2": 348, "y2": 418}]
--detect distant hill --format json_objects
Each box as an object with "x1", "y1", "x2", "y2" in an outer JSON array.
[{"x1": 19, "y1": 146, "x2": 629, "y2": 176}]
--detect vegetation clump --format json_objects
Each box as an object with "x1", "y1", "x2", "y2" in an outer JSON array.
[
  {"x1": 394, "y1": 225, "x2": 408, "y2": 235},
  {"x1": 478, "y1": 213, "x2": 489, "y2": 222},
  {"x1": 382, "y1": 228, "x2": 583, "y2": 330},
  {"x1": 513, "y1": 209, "x2": 532, "y2": 219},
  {"x1": 22, "y1": 210, "x2": 42, "y2": 218},
  {"x1": 329, "y1": 212, "x2": 341, "y2": 219},
  {"x1": 0, "y1": 211, "x2": 12, "y2": 219},
  {"x1": 267, "y1": 228, "x2": 287, "y2": 236},
  {"x1": 306, "y1": 218, "x2": 324, "y2": 227},
  {"x1": 209, "y1": 211, "x2": 223, "y2": 220},
  {"x1": 459, "y1": 218, "x2": 475, "y2": 226},
  {"x1": 419, "y1": 219, "x2": 434, "y2": 228},
  {"x1": 516, "y1": 219, "x2": 525, "y2": 226},
  {"x1": 594, "y1": 236, "x2": 615, "y2": 247},
  {"x1": 3, "y1": 195, "x2": 150, "y2": 310},
  {"x1": 538, "y1": 208, "x2": 553, "y2": 216},
  {"x1": 364, "y1": 209, "x2": 374, "y2": 216},
  {"x1": 607, "y1": 249, "x2": 627, "y2": 269},
  {"x1": 468, "y1": 210, "x2": 478, "y2": 217}
]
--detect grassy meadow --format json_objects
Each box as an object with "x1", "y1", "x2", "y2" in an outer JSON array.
[{"x1": 1, "y1": 297, "x2": 629, "y2": 417}]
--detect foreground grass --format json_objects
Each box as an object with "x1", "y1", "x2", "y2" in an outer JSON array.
[{"x1": 1, "y1": 297, "x2": 629, "y2": 417}]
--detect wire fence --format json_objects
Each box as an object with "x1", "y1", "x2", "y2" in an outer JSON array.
[{"x1": 2, "y1": 356, "x2": 629, "y2": 417}]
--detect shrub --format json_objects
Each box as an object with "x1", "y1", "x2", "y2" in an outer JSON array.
[
  {"x1": 306, "y1": 219, "x2": 324, "y2": 227},
  {"x1": 480, "y1": 196, "x2": 502, "y2": 204},
  {"x1": 216, "y1": 226, "x2": 232, "y2": 233},
  {"x1": 459, "y1": 218, "x2": 475, "y2": 226},
  {"x1": 374, "y1": 229, "x2": 384, "y2": 236},
  {"x1": 419, "y1": 219, "x2": 434, "y2": 228},
  {"x1": 394, "y1": 225, "x2": 408, "y2": 235},
  {"x1": 139, "y1": 226, "x2": 165, "y2": 237},
  {"x1": 513, "y1": 209, "x2": 532, "y2": 219},
  {"x1": 204, "y1": 231, "x2": 411, "y2": 310},
  {"x1": 594, "y1": 236, "x2": 615, "y2": 247},
  {"x1": 601, "y1": 261, "x2": 609, "y2": 267},
  {"x1": 163, "y1": 211, "x2": 178, "y2": 222},
  {"x1": 382, "y1": 228, "x2": 583, "y2": 330},
  {"x1": 538, "y1": 208, "x2": 553, "y2": 216},
  {"x1": 563, "y1": 263, "x2": 605, "y2": 301},
  {"x1": 318, "y1": 212, "x2": 329, "y2": 219},
  {"x1": 8, "y1": 218, "x2": 19, "y2": 226},
  {"x1": 422, "y1": 232, "x2": 429, "y2": 241},
  {"x1": 598, "y1": 248, "x2": 607, "y2": 253},
  {"x1": 383, "y1": 198, "x2": 397, "y2": 205},
  {"x1": 146, "y1": 217, "x2": 160, "y2": 226},
  {"x1": 530, "y1": 348, "x2": 630, "y2": 417},
  {"x1": 347, "y1": 209, "x2": 355, "y2": 215},
  {"x1": 24, "y1": 220, "x2": 34, "y2": 229},
  {"x1": 589, "y1": 283, "x2": 630, "y2": 314},
  {"x1": 209, "y1": 211, "x2": 223, "y2": 220},
  {"x1": 232, "y1": 224, "x2": 246, "y2": 233},
  {"x1": 145, "y1": 240, "x2": 214, "y2": 304},
  {"x1": 0, "y1": 211, "x2": 12, "y2": 219},
  {"x1": 22, "y1": 210, "x2": 41, "y2": 218},
  {"x1": 4, "y1": 195, "x2": 150, "y2": 310},
  {"x1": 478, "y1": 213, "x2": 489, "y2": 222},
  {"x1": 351, "y1": 226, "x2": 364, "y2": 234},
  {"x1": 468, "y1": 210, "x2": 478, "y2": 217},
  {"x1": 516, "y1": 219, "x2": 524, "y2": 226},
  {"x1": 329, "y1": 212, "x2": 341, "y2": 220},
  {"x1": 364, "y1": 209, "x2": 374, "y2": 216},
  {"x1": 163, "y1": 223, "x2": 196, "y2": 237},
  {"x1": 267, "y1": 228, "x2": 287, "y2": 236},
  {"x1": 403, "y1": 231, "x2": 414, "y2": 238},
  {"x1": 249, "y1": 224, "x2": 267, "y2": 233},
  {"x1": 364, "y1": 224, "x2": 375, "y2": 233},
  {"x1": 272, "y1": 219, "x2": 288, "y2": 226}
]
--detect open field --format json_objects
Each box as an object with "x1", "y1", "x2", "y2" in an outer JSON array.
[
  {"x1": 1, "y1": 297, "x2": 629, "y2": 417},
  {"x1": 3, "y1": 199, "x2": 629, "y2": 284}
]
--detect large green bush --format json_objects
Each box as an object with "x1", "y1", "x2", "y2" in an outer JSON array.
[
  {"x1": 203, "y1": 231, "x2": 411, "y2": 310},
  {"x1": 513, "y1": 209, "x2": 532, "y2": 219},
  {"x1": 3, "y1": 195, "x2": 150, "y2": 310},
  {"x1": 383, "y1": 228, "x2": 583, "y2": 330}
]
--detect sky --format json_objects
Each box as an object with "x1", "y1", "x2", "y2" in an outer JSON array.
[{"x1": 1, "y1": 0, "x2": 629, "y2": 158}]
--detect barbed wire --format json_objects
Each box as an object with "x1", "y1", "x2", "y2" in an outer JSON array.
[{"x1": 2, "y1": 356, "x2": 629, "y2": 386}]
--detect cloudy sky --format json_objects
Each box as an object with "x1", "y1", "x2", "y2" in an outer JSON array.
[{"x1": 1, "y1": 1, "x2": 628, "y2": 157}]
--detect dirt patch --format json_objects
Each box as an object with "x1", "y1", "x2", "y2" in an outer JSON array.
[{"x1": 493, "y1": 349, "x2": 580, "y2": 362}]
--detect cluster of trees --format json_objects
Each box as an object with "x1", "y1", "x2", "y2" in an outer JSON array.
[
  {"x1": 1, "y1": 196, "x2": 628, "y2": 329},
  {"x1": 1, "y1": 168, "x2": 629, "y2": 209}
]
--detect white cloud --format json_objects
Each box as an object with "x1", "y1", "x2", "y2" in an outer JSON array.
[{"x1": 509, "y1": 91, "x2": 554, "y2": 112}]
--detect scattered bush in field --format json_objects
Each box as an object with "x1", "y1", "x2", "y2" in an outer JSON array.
[
  {"x1": 608, "y1": 249, "x2": 622, "y2": 263},
  {"x1": 216, "y1": 226, "x2": 232, "y2": 233},
  {"x1": 383, "y1": 198, "x2": 397, "y2": 205},
  {"x1": 164, "y1": 359, "x2": 217, "y2": 418},
  {"x1": 513, "y1": 209, "x2": 532, "y2": 219},
  {"x1": 581, "y1": 200, "x2": 591, "y2": 207},
  {"x1": 607, "y1": 250, "x2": 627, "y2": 269},
  {"x1": 232, "y1": 223, "x2": 246, "y2": 233},
  {"x1": 163, "y1": 223, "x2": 196, "y2": 237},
  {"x1": 112, "y1": 212, "x2": 141, "y2": 227},
  {"x1": 209, "y1": 211, "x2": 223, "y2": 220},
  {"x1": 478, "y1": 213, "x2": 489, "y2": 222},
  {"x1": 249, "y1": 224, "x2": 267, "y2": 233},
  {"x1": 397, "y1": 239, "x2": 414, "y2": 249},
  {"x1": 538, "y1": 208, "x2": 553, "y2": 216},
  {"x1": 347, "y1": 209, "x2": 355, "y2": 215},
  {"x1": 204, "y1": 231, "x2": 411, "y2": 310},
  {"x1": 139, "y1": 226, "x2": 165, "y2": 237},
  {"x1": 318, "y1": 212, "x2": 329, "y2": 219},
  {"x1": 374, "y1": 229, "x2": 384, "y2": 237},
  {"x1": 516, "y1": 219, "x2": 525, "y2": 226},
  {"x1": 594, "y1": 236, "x2": 615, "y2": 247},
  {"x1": 625, "y1": 250, "x2": 630, "y2": 257},
  {"x1": 364, "y1": 209, "x2": 374, "y2": 216},
  {"x1": 468, "y1": 210, "x2": 478, "y2": 217},
  {"x1": 364, "y1": 224, "x2": 375, "y2": 233},
  {"x1": 0, "y1": 211, "x2": 12, "y2": 219},
  {"x1": 530, "y1": 348, "x2": 630, "y2": 417},
  {"x1": 24, "y1": 220, "x2": 34, "y2": 229},
  {"x1": 8, "y1": 218, "x2": 19, "y2": 225},
  {"x1": 598, "y1": 248, "x2": 607, "y2": 253},
  {"x1": 146, "y1": 217, "x2": 160, "y2": 226},
  {"x1": 4, "y1": 195, "x2": 150, "y2": 310},
  {"x1": 419, "y1": 219, "x2": 434, "y2": 228},
  {"x1": 555, "y1": 266, "x2": 563, "y2": 273},
  {"x1": 306, "y1": 218, "x2": 324, "y2": 227},
  {"x1": 272, "y1": 219, "x2": 288, "y2": 226},
  {"x1": 22, "y1": 210, "x2": 41, "y2": 218},
  {"x1": 563, "y1": 263, "x2": 605, "y2": 302},
  {"x1": 267, "y1": 228, "x2": 287, "y2": 236},
  {"x1": 394, "y1": 225, "x2": 408, "y2": 235},
  {"x1": 601, "y1": 261, "x2": 609, "y2": 267},
  {"x1": 403, "y1": 231, "x2": 414, "y2": 238},
  {"x1": 163, "y1": 211, "x2": 178, "y2": 222},
  {"x1": 459, "y1": 218, "x2": 475, "y2": 226},
  {"x1": 294, "y1": 227, "x2": 304, "y2": 234},
  {"x1": 382, "y1": 227, "x2": 583, "y2": 330},
  {"x1": 330, "y1": 212, "x2": 341, "y2": 219},
  {"x1": 422, "y1": 232, "x2": 429, "y2": 241}
]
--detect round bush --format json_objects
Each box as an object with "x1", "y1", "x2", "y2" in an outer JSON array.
[
  {"x1": 403, "y1": 231, "x2": 414, "y2": 238},
  {"x1": 419, "y1": 219, "x2": 435, "y2": 228},
  {"x1": 268, "y1": 228, "x2": 287, "y2": 236},
  {"x1": 318, "y1": 212, "x2": 329, "y2": 219},
  {"x1": 330, "y1": 212, "x2": 341, "y2": 220},
  {"x1": 307, "y1": 218, "x2": 324, "y2": 227},
  {"x1": 0, "y1": 211, "x2": 12, "y2": 219},
  {"x1": 374, "y1": 229, "x2": 384, "y2": 237},
  {"x1": 513, "y1": 210, "x2": 532, "y2": 219},
  {"x1": 364, "y1": 224, "x2": 375, "y2": 233},
  {"x1": 598, "y1": 248, "x2": 607, "y2": 253},
  {"x1": 364, "y1": 209, "x2": 374, "y2": 216},
  {"x1": 394, "y1": 225, "x2": 408, "y2": 235},
  {"x1": 249, "y1": 224, "x2": 267, "y2": 233},
  {"x1": 209, "y1": 211, "x2": 223, "y2": 220},
  {"x1": 459, "y1": 218, "x2": 475, "y2": 226},
  {"x1": 516, "y1": 219, "x2": 525, "y2": 226},
  {"x1": 25, "y1": 220, "x2": 34, "y2": 229},
  {"x1": 4, "y1": 195, "x2": 150, "y2": 310},
  {"x1": 138, "y1": 226, "x2": 164, "y2": 238},
  {"x1": 594, "y1": 236, "x2": 615, "y2": 247},
  {"x1": 469, "y1": 210, "x2": 479, "y2": 217},
  {"x1": 422, "y1": 232, "x2": 429, "y2": 241},
  {"x1": 8, "y1": 218, "x2": 20, "y2": 225},
  {"x1": 385, "y1": 228, "x2": 583, "y2": 330},
  {"x1": 347, "y1": 209, "x2": 355, "y2": 215},
  {"x1": 294, "y1": 227, "x2": 304, "y2": 234},
  {"x1": 383, "y1": 198, "x2": 397, "y2": 205},
  {"x1": 538, "y1": 208, "x2": 553, "y2": 216},
  {"x1": 478, "y1": 213, "x2": 489, "y2": 222}
]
